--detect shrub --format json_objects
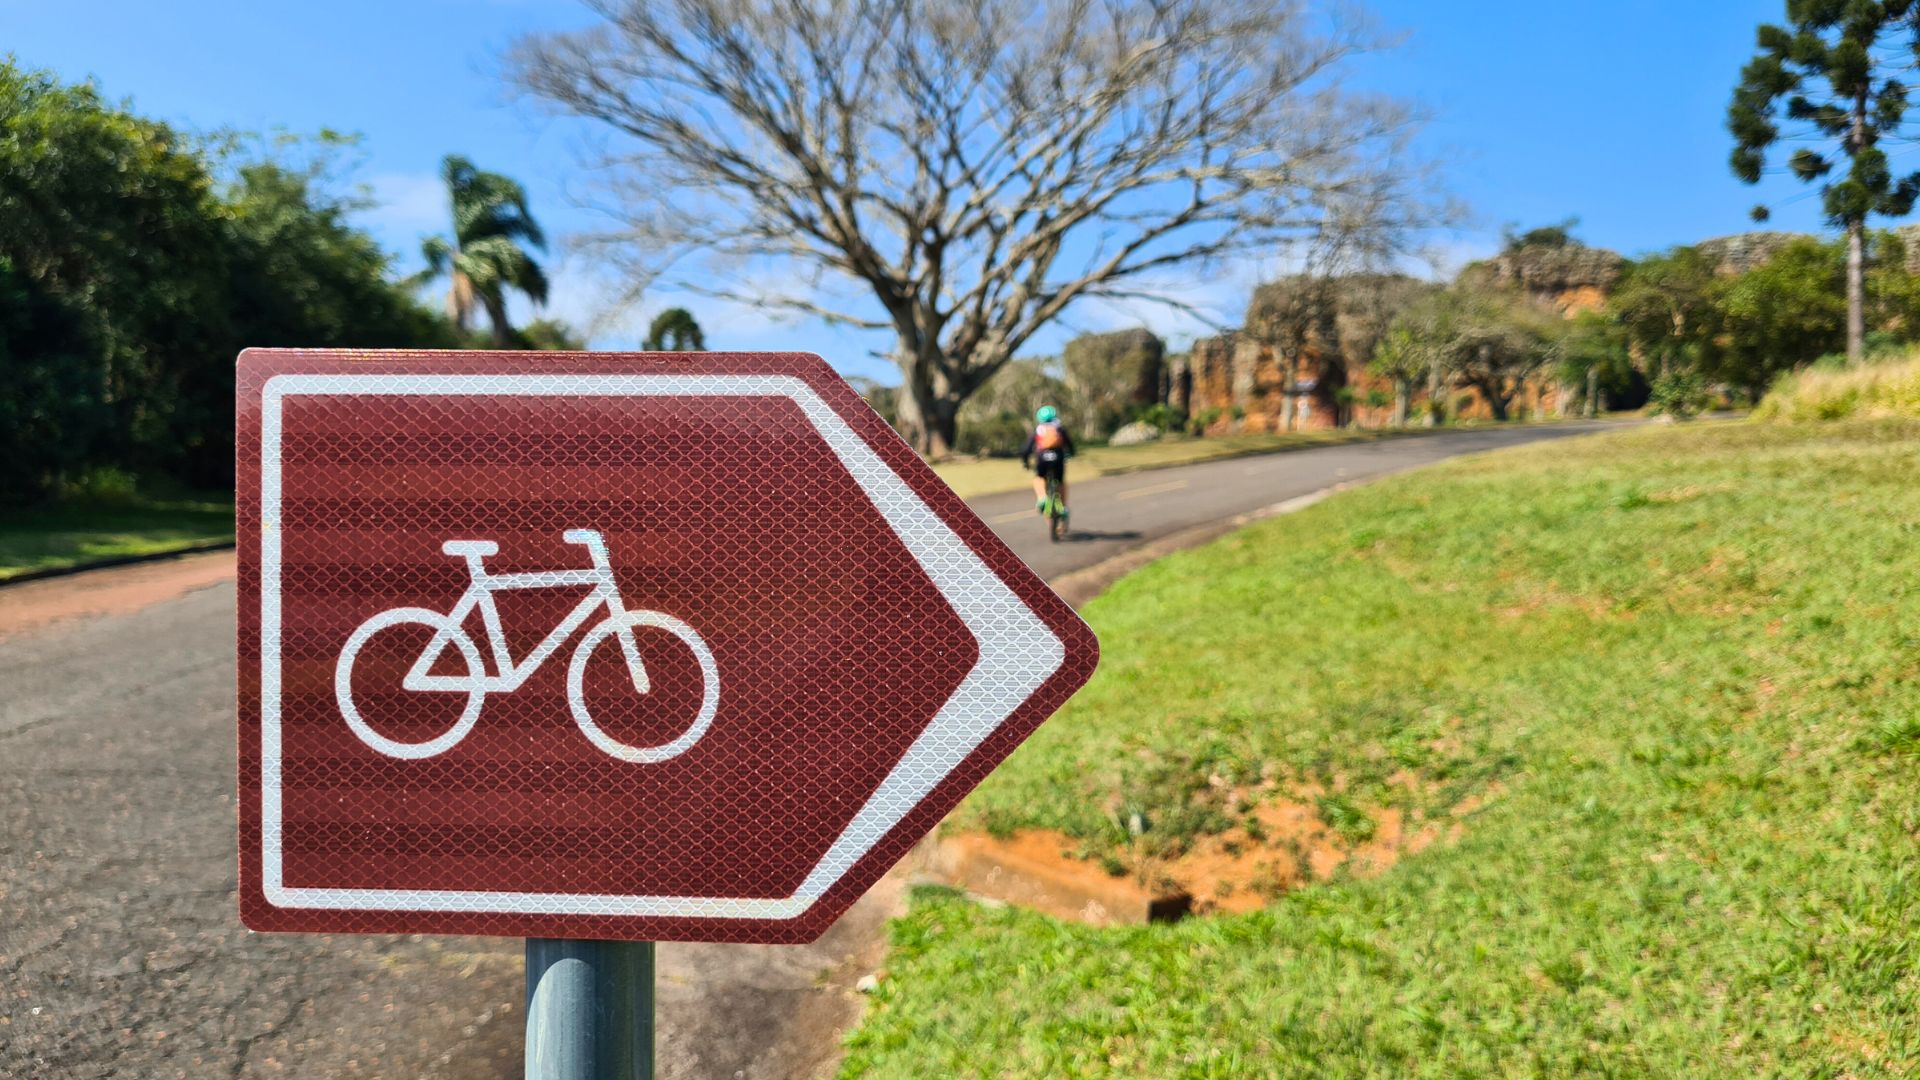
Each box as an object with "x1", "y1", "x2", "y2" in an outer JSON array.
[
  {"x1": 1188, "y1": 406, "x2": 1227, "y2": 435},
  {"x1": 1649, "y1": 371, "x2": 1710, "y2": 419},
  {"x1": 1128, "y1": 401, "x2": 1187, "y2": 432},
  {"x1": 58, "y1": 466, "x2": 140, "y2": 504},
  {"x1": 956, "y1": 410, "x2": 1031, "y2": 457}
]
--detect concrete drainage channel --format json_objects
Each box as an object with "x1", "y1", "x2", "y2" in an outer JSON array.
[{"x1": 912, "y1": 832, "x2": 1195, "y2": 927}]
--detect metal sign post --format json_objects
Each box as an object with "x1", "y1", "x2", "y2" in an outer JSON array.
[{"x1": 525, "y1": 939, "x2": 655, "y2": 1079}]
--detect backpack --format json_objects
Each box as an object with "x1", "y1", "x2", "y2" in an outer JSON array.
[{"x1": 1033, "y1": 422, "x2": 1065, "y2": 451}]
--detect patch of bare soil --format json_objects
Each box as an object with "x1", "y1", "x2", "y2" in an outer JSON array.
[
  {"x1": 0, "y1": 550, "x2": 235, "y2": 640},
  {"x1": 1148, "y1": 779, "x2": 1477, "y2": 915},
  {"x1": 941, "y1": 777, "x2": 1495, "y2": 922}
]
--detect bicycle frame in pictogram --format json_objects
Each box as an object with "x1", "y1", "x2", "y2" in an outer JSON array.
[{"x1": 332, "y1": 528, "x2": 718, "y2": 763}]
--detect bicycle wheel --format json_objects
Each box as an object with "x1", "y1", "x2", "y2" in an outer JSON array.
[
  {"x1": 334, "y1": 608, "x2": 486, "y2": 759},
  {"x1": 1047, "y1": 479, "x2": 1067, "y2": 543},
  {"x1": 566, "y1": 610, "x2": 720, "y2": 764}
]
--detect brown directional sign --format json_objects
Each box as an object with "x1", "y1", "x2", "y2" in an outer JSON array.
[{"x1": 236, "y1": 349, "x2": 1098, "y2": 943}]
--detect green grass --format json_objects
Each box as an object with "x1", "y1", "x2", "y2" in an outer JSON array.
[
  {"x1": 0, "y1": 497, "x2": 235, "y2": 580},
  {"x1": 929, "y1": 429, "x2": 1420, "y2": 499},
  {"x1": 841, "y1": 419, "x2": 1920, "y2": 1077}
]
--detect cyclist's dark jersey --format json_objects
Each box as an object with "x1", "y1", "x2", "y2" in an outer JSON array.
[{"x1": 1020, "y1": 425, "x2": 1076, "y2": 479}]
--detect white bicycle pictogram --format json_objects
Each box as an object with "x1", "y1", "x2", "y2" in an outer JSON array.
[{"x1": 333, "y1": 528, "x2": 719, "y2": 763}]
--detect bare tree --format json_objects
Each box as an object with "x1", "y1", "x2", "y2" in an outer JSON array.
[{"x1": 510, "y1": 0, "x2": 1429, "y2": 454}]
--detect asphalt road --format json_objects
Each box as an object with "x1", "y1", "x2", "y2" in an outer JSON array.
[
  {"x1": 976, "y1": 421, "x2": 1628, "y2": 581},
  {"x1": 0, "y1": 419, "x2": 1628, "y2": 1078}
]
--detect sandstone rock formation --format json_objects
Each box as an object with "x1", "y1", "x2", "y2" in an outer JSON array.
[
  {"x1": 1458, "y1": 239, "x2": 1624, "y2": 315},
  {"x1": 1694, "y1": 231, "x2": 1810, "y2": 276}
]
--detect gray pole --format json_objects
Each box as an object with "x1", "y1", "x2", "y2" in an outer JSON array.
[{"x1": 525, "y1": 939, "x2": 656, "y2": 1079}]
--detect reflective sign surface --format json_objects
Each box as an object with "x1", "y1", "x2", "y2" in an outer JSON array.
[{"x1": 236, "y1": 350, "x2": 1097, "y2": 942}]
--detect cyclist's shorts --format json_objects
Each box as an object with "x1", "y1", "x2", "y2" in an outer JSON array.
[{"x1": 1034, "y1": 451, "x2": 1066, "y2": 481}]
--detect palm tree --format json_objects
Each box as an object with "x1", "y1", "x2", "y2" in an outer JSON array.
[
  {"x1": 415, "y1": 155, "x2": 548, "y2": 346},
  {"x1": 642, "y1": 307, "x2": 705, "y2": 350}
]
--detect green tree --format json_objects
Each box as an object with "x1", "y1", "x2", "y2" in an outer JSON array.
[
  {"x1": 1729, "y1": 1, "x2": 1920, "y2": 363},
  {"x1": 416, "y1": 154, "x2": 550, "y2": 347},
  {"x1": 1249, "y1": 274, "x2": 1434, "y2": 430},
  {"x1": 0, "y1": 61, "x2": 234, "y2": 488},
  {"x1": 1378, "y1": 285, "x2": 1562, "y2": 423},
  {"x1": 0, "y1": 63, "x2": 479, "y2": 498},
  {"x1": 956, "y1": 356, "x2": 1069, "y2": 455},
  {"x1": 1451, "y1": 290, "x2": 1565, "y2": 420},
  {"x1": 642, "y1": 307, "x2": 705, "y2": 350},
  {"x1": 223, "y1": 155, "x2": 462, "y2": 351},
  {"x1": 1607, "y1": 246, "x2": 1718, "y2": 380},
  {"x1": 516, "y1": 317, "x2": 587, "y2": 350},
  {"x1": 1371, "y1": 303, "x2": 1453, "y2": 427},
  {"x1": 1705, "y1": 235, "x2": 1847, "y2": 399},
  {"x1": 1558, "y1": 311, "x2": 1635, "y2": 418},
  {"x1": 0, "y1": 257, "x2": 108, "y2": 500}
]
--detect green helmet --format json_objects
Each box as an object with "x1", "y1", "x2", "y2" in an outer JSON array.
[{"x1": 1035, "y1": 405, "x2": 1058, "y2": 423}]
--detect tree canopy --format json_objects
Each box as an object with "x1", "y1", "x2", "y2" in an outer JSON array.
[
  {"x1": 416, "y1": 154, "x2": 550, "y2": 347},
  {"x1": 0, "y1": 62, "x2": 508, "y2": 500},
  {"x1": 642, "y1": 307, "x2": 705, "y2": 351}
]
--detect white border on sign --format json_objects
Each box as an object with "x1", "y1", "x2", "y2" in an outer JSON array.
[{"x1": 259, "y1": 372, "x2": 1066, "y2": 919}]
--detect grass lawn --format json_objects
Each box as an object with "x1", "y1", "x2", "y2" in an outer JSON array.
[
  {"x1": 0, "y1": 497, "x2": 235, "y2": 580},
  {"x1": 841, "y1": 419, "x2": 1920, "y2": 1077},
  {"x1": 929, "y1": 428, "x2": 1421, "y2": 499}
]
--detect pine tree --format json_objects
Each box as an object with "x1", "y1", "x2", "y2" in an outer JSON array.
[{"x1": 1729, "y1": 1, "x2": 1920, "y2": 364}]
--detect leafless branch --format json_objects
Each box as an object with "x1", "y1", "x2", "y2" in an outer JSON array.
[{"x1": 509, "y1": 0, "x2": 1439, "y2": 451}]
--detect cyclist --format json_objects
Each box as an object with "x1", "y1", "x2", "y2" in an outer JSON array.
[{"x1": 1020, "y1": 405, "x2": 1076, "y2": 515}]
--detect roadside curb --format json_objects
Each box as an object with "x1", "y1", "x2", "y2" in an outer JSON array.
[{"x1": 0, "y1": 538, "x2": 237, "y2": 588}]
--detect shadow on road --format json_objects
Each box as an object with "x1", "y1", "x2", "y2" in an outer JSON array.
[{"x1": 1060, "y1": 529, "x2": 1144, "y2": 543}]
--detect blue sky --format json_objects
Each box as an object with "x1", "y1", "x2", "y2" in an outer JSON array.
[{"x1": 4, "y1": 0, "x2": 1828, "y2": 381}]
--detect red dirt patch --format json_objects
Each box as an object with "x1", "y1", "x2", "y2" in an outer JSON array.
[{"x1": 931, "y1": 779, "x2": 1495, "y2": 922}]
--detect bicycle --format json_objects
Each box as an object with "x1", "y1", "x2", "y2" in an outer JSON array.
[
  {"x1": 1043, "y1": 474, "x2": 1069, "y2": 543},
  {"x1": 332, "y1": 528, "x2": 719, "y2": 764}
]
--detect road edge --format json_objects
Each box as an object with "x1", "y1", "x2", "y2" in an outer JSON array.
[
  {"x1": 1046, "y1": 483, "x2": 1357, "y2": 609},
  {"x1": 0, "y1": 538, "x2": 237, "y2": 588}
]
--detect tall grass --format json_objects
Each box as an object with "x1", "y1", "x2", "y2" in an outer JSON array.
[{"x1": 1753, "y1": 352, "x2": 1920, "y2": 420}]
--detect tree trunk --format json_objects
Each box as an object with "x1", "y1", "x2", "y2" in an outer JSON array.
[
  {"x1": 1846, "y1": 217, "x2": 1865, "y2": 365},
  {"x1": 893, "y1": 362, "x2": 961, "y2": 457},
  {"x1": 1585, "y1": 365, "x2": 1600, "y2": 418},
  {"x1": 1847, "y1": 86, "x2": 1868, "y2": 367},
  {"x1": 1479, "y1": 380, "x2": 1511, "y2": 422},
  {"x1": 1424, "y1": 361, "x2": 1444, "y2": 427},
  {"x1": 1391, "y1": 377, "x2": 1410, "y2": 427},
  {"x1": 481, "y1": 290, "x2": 515, "y2": 348},
  {"x1": 925, "y1": 404, "x2": 958, "y2": 457}
]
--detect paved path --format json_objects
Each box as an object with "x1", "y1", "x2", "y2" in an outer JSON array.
[
  {"x1": 0, "y1": 420, "x2": 1629, "y2": 1077},
  {"x1": 973, "y1": 421, "x2": 1628, "y2": 581}
]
